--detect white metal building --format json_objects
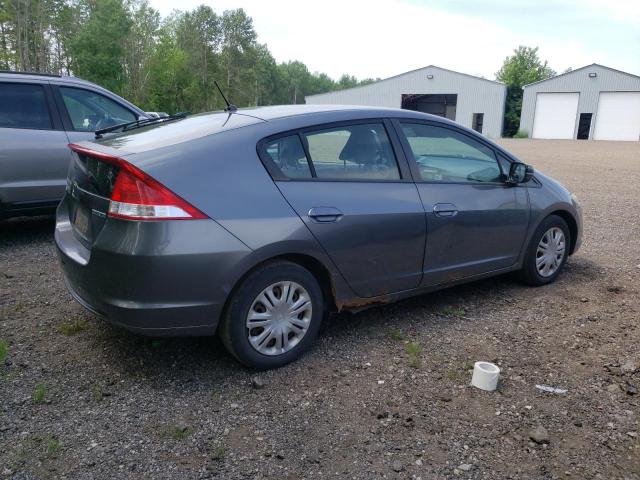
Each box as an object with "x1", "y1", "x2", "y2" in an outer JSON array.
[
  {"x1": 520, "y1": 64, "x2": 640, "y2": 141},
  {"x1": 305, "y1": 66, "x2": 507, "y2": 138}
]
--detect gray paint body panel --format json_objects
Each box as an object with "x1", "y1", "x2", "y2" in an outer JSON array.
[
  {"x1": 305, "y1": 66, "x2": 507, "y2": 138},
  {"x1": 55, "y1": 105, "x2": 582, "y2": 336},
  {"x1": 520, "y1": 64, "x2": 640, "y2": 139}
]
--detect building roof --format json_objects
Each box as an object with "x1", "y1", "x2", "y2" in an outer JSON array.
[
  {"x1": 522, "y1": 63, "x2": 640, "y2": 88},
  {"x1": 306, "y1": 65, "x2": 504, "y2": 101}
]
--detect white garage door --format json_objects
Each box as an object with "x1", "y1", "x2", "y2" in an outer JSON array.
[
  {"x1": 532, "y1": 93, "x2": 579, "y2": 139},
  {"x1": 593, "y1": 92, "x2": 640, "y2": 141}
]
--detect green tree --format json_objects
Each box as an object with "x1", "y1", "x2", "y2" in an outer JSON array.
[
  {"x1": 68, "y1": 0, "x2": 132, "y2": 94},
  {"x1": 496, "y1": 46, "x2": 556, "y2": 137},
  {"x1": 123, "y1": 0, "x2": 160, "y2": 106}
]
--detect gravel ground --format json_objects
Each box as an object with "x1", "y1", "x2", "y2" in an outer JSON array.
[{"x1": 1, "y1": 139, "x2": 639, "y2": 480}]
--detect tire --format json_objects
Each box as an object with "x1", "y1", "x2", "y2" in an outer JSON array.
[
  {"x1": 519, "y1": 214, "x2": 571, "y2": 286},
  {"x1": 218, "y1": 261, "x2": 324, "y2": 369}
]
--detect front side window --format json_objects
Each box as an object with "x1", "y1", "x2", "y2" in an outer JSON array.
[
  {"x1": 59, "y1": 87, "x2": 136, "y2": 132},
  {"x1": 0, "y1": 83, "x2": 52, "y2": 130},
  {"x1": 401, "y1": 123, "x2": 502, "y2": 183},
  {"x1": 302, "y1": 123, "x2": 400, "y2": 180}
]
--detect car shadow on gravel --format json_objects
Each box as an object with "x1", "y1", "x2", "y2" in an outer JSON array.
[
  {"x1": 69, "y1": 254, "x2": 602, "y2": 381},
  {"x1": 0, "y1": 215, "x2": 55, "y2": 246}
]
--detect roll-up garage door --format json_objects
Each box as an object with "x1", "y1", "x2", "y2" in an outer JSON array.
[
  {"x1": 593, "y1": 92, "x2": 640, "y2": 141},
  {"x1": 532, "y1": 93, "x2": 579, "y2": 139}
]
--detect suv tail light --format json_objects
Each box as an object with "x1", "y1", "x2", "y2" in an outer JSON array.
[{"x1": 68, "y1": 144, "x2": 207, "y2": 221}]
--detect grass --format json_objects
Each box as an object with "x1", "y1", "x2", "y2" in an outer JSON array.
[
  {"x1": 405, "y1": 341, "x2": 422, "y2": 369},
  {"x1": 388, "y1": 328, "x2": 403, "y2": 341},
  {"x1": 171, "y1": 427, "x2": 190, "y2": 440},
  {"x1": 442, "y1": 305, "x2": 466, "y2": 319},
  {"x1": 0, "y1": 339, "x2": 7, "y2": 364},
  {"x1": 513, "y1": 129, "x2": 529, "y2": 139},
  {"x1": 92, "y1": 384, "x2": 103, "y2": 402},
  {"x1": 446, "y1": 361, "x2": 475, "y2": 383},
  {"x1": 33, "y1": 383, "x2": 46, "y2": 404},
  {"x1": 45, "y1": 436, "x2": 61, "y2": 458},
  {"x1": 211, "y1": 444, "x2": 225, "y2": 460},
  {"x1": 58, "y1": 318, "x2": 88, "y2": 336},
  {"x1": 160, "y1": 425, "x2": 191, "y2": 440}
]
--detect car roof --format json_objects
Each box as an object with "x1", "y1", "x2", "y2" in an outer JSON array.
[
  {"x1": 236, "y1": 104, "x2": 428, "y2": 121},
  {"x1": 0, "y1": 71, "x2": 105, "y2": 88}
]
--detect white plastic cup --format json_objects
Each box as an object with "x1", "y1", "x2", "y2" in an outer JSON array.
[{"x1": 471, "y1": 361, "x2": 500, "y2": 391}]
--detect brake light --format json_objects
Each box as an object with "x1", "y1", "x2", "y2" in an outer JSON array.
[{"x1": 68, "y1": 144, "x2": 207, "y2": 221}]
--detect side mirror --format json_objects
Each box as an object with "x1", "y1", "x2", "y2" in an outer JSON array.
[{"x1": 507, "y1": 162, "x2": 534, "y2": 185}]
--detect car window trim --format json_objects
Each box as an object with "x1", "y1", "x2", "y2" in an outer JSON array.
[
  {"x1": 0, "y1": 81, "x2": 61, "y2": 131},
  {"x1": 51, "y1": 84, "x2": 138, "y2": 132},
  {"x1": 257, "y1": 118, "x2": 413, "y2": 183},
  {"x1": 391, "y1": 118, "x2": 511, "y2": 186}
]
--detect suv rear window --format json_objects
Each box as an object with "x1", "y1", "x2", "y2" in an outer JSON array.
[{"x1": 0, "y1": 83, "x2": 52, "y2": 130}]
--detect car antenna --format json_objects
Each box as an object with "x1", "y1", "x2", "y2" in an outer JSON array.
[{"x1": 214, "y1": 81, "x2": 237, "y2": 113}]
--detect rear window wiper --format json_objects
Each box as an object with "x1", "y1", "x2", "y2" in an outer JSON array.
[{"x1": 94, "y1": 112, "x2": 189, "y2": 139}]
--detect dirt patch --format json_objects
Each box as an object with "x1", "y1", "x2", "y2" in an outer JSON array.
[{"x1": 1, "y1": 139, "x2": 639, "y2": 479}]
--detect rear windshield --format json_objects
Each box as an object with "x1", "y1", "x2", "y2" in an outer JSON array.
[{"x1": 98, "y1": 112, "x2": 263, "y2": 154}]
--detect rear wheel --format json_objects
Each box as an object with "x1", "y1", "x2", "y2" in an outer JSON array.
[
  {"x1": 519, "y1": 215, "x2": 570, "y2": 286},
  {"x1": 219, "y1": 261, "x2": 324, "y2": 369}
]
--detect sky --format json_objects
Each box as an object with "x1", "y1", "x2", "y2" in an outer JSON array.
[{"x1": 149, "y1": 0, "x2": 640, "y2": 81}]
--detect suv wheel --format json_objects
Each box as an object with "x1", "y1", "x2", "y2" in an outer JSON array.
[
  {"x1": 519, "y1": 215, "x2": 570, "y2": 286},
  {"x1": 219, "y1": 261, "x2": 324, "y2": 369}
]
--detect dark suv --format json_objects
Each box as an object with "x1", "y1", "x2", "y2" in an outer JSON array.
[{"x1": 0, "y1": 71, "x2": 148, "y2": 218}]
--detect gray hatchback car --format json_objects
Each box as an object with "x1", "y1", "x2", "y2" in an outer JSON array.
[
  {"x1": 55, "y1": 105, "x2": 582, "y2": 369},
  {"x1": 0, "y1": 71, "x2": 148, "y2": 218}
]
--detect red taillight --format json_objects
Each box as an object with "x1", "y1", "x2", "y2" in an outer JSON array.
[{"x1": 68, "y1": 144, "x2": 207, "y2": 221}]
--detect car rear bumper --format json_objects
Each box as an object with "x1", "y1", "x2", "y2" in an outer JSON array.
[{"x1": 55, "y1": 197, "x2": 252, "y2": 336}]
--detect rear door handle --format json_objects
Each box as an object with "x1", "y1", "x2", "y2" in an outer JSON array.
[
  {"x1": 308, "y1": 207, "x2": 343, "y2": 223},
  {"x1": 433, "y1": 203, "x2": 458, "y2": 217}
]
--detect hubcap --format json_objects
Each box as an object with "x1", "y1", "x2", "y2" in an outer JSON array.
[
  {"x1": 246, "y1": 281, "x2": 312, "y2": 356},
  {"x1": 536, "y1": 227, "x2": 566, "y2": 277}
]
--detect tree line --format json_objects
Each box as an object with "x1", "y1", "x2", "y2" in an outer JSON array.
[
  {"x1": 0, "y1": 0, "x2": 377, "y2": 114},
  {"x1": 1, "y1": 1, "x2": 557, "y2": 136}
]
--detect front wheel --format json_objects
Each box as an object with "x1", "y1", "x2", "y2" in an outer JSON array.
[
  {"x1": 519, "y1": 215, "x2": 571, "y2": 286},
  {"x1": 218, "y1": 261, "x2": 324, "y2": 369}
]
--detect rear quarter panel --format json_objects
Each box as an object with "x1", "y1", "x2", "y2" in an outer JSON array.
[{"x1": 119, "y1": 123, "x2": 357, "y2": 307}]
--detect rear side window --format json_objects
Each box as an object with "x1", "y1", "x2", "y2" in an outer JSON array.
[
  {"x1": 401, "y1": 123, "x2": 501, "y2": 183},
  {"x1": 0, "y1": 83, "x2": 52, "y2": 130},
  {"x1": 59, "y1": 87, "x2": 136, "y2": 132},
  {"x1": 302, "y1": 124, "x2": 400, "y2": 180},
  {"x1": 263, "y1": 135, "x2": 312, "y2": 179}
]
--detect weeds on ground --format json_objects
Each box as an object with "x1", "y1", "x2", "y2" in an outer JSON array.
[
  {"x1": 0, "y1": 340, "x2": 7, "y2": 364},
  {"x1": 406, "y1": 341, "x2": 422, "y2": 369},
  {"x1": 388, "y1": 328, "x2": 403, "y2": 341},
  {"x1": 58, "y1": 318, "x2": 88, "y2": 336},
  {"x1": 171, "y1": 427, "x2": 190, "y2": 440},
  {"x1": 160, "y1": 425, "x2": 191, "y2": 440},
  {"x1": 446, "y1": 361, "x2": 475, "y2": 384},
  {"x1": 211, "y1": 443, "x2": 225, "y2": 460},
  {"x1": 45, "y1": 436, "x2": 60, "y2": 458},
  {"x1": 92, "y1": 384, "x2": 103, "y2": 402},
  {"x1": 33, "y1": 383, "x2": 46, "y2": 404},
  {"x1": 442, "y1": 305, "x2": 465, "y2": 319}
]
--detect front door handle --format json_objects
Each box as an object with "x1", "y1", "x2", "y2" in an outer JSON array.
[
  {"x1": 433, "y1": 203, "x2": 458, "y2": 218},
  {"x1": 308, "y1": 206, "x2": 343, "y2": 223}
]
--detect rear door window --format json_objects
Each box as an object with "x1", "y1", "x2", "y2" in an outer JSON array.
[
  {"x1": 302, "y1": 123, "x2": 400, "y2": 180},
  {"x1": 59, "y1": 87, "x2": 136, "y2": 132},
  {"x1": 401, "y1": 123, "x2": 502, "y2": 183},
  {"x1": 263, "y1": 135, "x2": 313, "y2": 179},
  {"x1": 0, "y1": 83, "x2": 52, "y2": 130}
]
